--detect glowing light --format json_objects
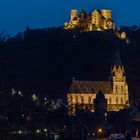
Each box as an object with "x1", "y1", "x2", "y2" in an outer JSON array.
[
  {"x1": 18, "y1": 91, "x2": 23, "y2": 97},
  {"x1": 126, "y1": 38, "x2": 130, "y2": 44},
  {"x1": 32, "y1": 94, "x2": 38, "y2": 102},
  {"x1": 18, "y1": 130, "x2": 22, "y2": 134},
  {"x1": 64, "y1": 125, "x2": 66, "y2": 128},
  {"x1": 44, "y1": 129, "x2": 47, "y2": 132},
  {"x1": 98, "y1": 128, "x2": 102, "y2": 133},
  {"x1": 11, "y1": 89, "x2": 16, "y2": 96},
  {"x1": 36, "y1": 129, "x2": 41, "y2": 133},
  {"x1": 73, "y1": 35, "x2": 76, "y2": 38}
]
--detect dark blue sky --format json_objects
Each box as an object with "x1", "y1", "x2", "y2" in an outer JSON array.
[{"x1": 0, "y1": 0, "x2": 139, "y2": 35}]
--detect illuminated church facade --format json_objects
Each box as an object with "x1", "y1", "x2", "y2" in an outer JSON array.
[
  {"x1": 67, "y1": 65, "x2": 129, "y2": 116},
  {"x1": 64, "y1": 9, "x2": 115, "y2": 31}
]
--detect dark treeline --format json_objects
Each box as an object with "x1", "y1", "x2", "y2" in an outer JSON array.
[{"x1": 0, "y1": 26, "x2": 140, "y2": 102}]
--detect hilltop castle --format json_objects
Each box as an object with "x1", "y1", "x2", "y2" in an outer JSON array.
[
  {"x1": 67, "y1": 65, "x2": 129, "y2": 116},
  {"x1": 64, "y1": 9, "x2": 115, "y2": 31}
]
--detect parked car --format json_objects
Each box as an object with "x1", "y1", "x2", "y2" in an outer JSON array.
[{"x1": 108, "y1": 133, "x2": 125, "y2": 140}]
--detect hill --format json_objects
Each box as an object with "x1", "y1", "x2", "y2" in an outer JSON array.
[{"x1": 0, "y1": 27, "x2": 139, "y2": 103}]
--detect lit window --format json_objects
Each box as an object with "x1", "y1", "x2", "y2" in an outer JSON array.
[
  {"x1": 109, "y1": 97, "x2": 112, "y2": 104},
  {"x1": 121, "y1": 86, "x2": 123, "y2": 93},
  {"x1": 75, "y1": 96, "x2": 78, "y2": 103},
  {"x1": 88, "y1": 96, "x2": 91, "y2": 104},
  {"x1": 81, "y1": 96, "x2": 84, "y2": 103},
  {"x1": 121, "y1": 98, "x2": 123, "y2": 104},
  {"x1": 116, "y1": 97, "x2": 119, "y2": 104},
  {"x1": 116, "y1": 85, "x2": 118, "y2": 93}
]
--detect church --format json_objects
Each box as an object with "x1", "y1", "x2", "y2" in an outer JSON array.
[
  {"x1": 67, "y1": 65, "x2": 129, "y2": 116},
  {"x1": 64, "y1": 9, "x2": 115, "y2": 31}
]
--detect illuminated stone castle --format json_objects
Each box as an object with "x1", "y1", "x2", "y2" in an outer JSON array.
[
  {"x1": 67, "y1": 65, "x2": 129, "y2": 116},
  {"x1": 64, "y1": 9, "x2": 115, "y2": 31}
]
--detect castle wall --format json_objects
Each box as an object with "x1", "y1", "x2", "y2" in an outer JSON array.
[{"x1": 64, "y1": 9, "x2": 114, "y2": 31}]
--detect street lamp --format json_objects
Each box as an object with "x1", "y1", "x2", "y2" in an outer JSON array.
[
  {"x1": 98, "y1": 128, "x2": 102, "y2": 133},
  {"x1": 32, "y1": 94, "x2": 38, "y2": 102},
  {"x1": 97, "y1": 128, "x2": 103, "y2": 139}
]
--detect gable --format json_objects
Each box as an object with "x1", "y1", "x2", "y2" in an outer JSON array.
[{"x1": 92, "y1": 10, "x2": 100, "y2": 16}]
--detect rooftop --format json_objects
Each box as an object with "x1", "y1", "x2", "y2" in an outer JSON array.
[{"x1": 68, "y1": 80, "x2": 112, "y2": 94}]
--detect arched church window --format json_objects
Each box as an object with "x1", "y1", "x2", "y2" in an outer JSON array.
[
  {"x1": 121, "y1": 86, "x2": 123, "y2": 93},
  {"x1": 109, "y1": 97, "x2": 112, "y2": 104},
  {"x1": 81, "y1": 96, "x2": 84, "y2": 104},
  {"x1": 88, "y1": 96, "x2": 91, "y2": 104},
  {"x1": 116, "y1": 97, "x2": 119, "y2": 104},
  {"x1": 72, "y1": 97, "x2": 75, "y2": 103},
  {"x1": 121, "y1": 98, "x2": 123, "y2": 104},
  {"x1": 116, "y1": 85, "x2": 118, "y2": 93},
  {"x1": 69, "y1": 96, "x2": 73, "y2": 103},
  {"x1": 75, "y1": 96, "x2": 78, "y2": 103}
]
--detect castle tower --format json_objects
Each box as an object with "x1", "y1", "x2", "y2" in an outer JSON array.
[
  {"x1": 101, "y1": 10, "x2": 112, "y2": 19},
  {"x1": 70, "y1": 10, "x2": 78, "y2": 21},
  {"x1": 92, "y1": 10, "x2": 101, "y2": 28}
]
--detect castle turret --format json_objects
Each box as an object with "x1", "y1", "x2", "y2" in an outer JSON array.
[
  {"x1": 70, "y1": 10, "x2": 78, "y2": 21},
  {"x1": 101, "y1": 10, "x2": 112, "y2": 20},
  {"x1": 92, "y1": 10, "x2": 101, "y2": 28}
]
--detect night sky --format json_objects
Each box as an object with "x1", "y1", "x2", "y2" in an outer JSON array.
[{"x1": 0, "y1": 0, "x2": 139, "y2": 35}]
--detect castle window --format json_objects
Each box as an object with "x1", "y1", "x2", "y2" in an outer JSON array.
[{"x1": 116, "y1": 97, "x2": 119, "y2": 104}]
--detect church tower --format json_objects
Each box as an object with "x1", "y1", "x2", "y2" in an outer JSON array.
[{"x1": 111, "y1": 65, "x2": 129, "y2": 107}]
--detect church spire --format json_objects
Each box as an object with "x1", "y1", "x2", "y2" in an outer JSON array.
[
  {"x1": 112, "y1": 65, "x2": 125, "y2": 82},
  {"x1": 113, "y1": 46, "x2": 122, "y2": 66}
]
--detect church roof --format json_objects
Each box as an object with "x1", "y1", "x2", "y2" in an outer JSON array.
[{"x1": 68, "y1": 80, "x2": 112, "y2": 94}]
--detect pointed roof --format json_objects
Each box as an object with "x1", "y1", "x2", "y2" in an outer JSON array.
[
  {"x1": 80, "y1": 9, "x2": 87, "y2": 16},
  {"x1": 112, "y1": 65, "x2": 125, "y2": 78},
  {"x1": 92, "y1": 10, "x2": 100, "y2": 15},
  {"x1": 96, "y1": 90, "x2": 105, "y2": 99},
  {"x1": 113, "y1": 47, "x2": 122, "y2": 66}
]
